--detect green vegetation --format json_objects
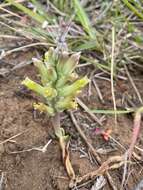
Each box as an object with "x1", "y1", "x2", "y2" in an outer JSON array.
[{"x1": 22, "y1": 47, "x2": 89, "y2": 180}]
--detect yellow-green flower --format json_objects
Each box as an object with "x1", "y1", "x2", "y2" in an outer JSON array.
[
  {"x1": 58, "y1": 76, "x2": 89, "y2": 97},
  {"x1": 34, "y1": 102, "x2": 54, "y2": 116},
  {"x1": 22, "y1": 77, "x2": 57, "y2": 98},
  {"x1": 56, "y1": 97, "x2": 78, "y2": 111}
]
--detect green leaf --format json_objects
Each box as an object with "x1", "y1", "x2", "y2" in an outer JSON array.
[
  {"x1": 91, "y1": 109, "x2": 134, "y2": 114},
  {"x1": 30, "y1": 0, "x2": 52, "y2": 21},
  {"x1": 73, "y1": 0, "x2": 95, "y2": 38},
  {"x1": 122, "y1": 0, "x2": 143, "y2": 20},
  {"x1": 6, "y1": 0, "x2": 46, "y2": 23},
  {"x1": 75, "y1": 40, "x2": 101, "y2": 51}
]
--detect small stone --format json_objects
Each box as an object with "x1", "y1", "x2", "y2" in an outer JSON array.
[{"x1": 7, "y1": 143, "x2": 17, "y2": 152}]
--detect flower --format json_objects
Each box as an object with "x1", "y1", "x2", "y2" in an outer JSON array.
[{"x1": 33, "y1": 102, "x2": 54, "y2": 116}]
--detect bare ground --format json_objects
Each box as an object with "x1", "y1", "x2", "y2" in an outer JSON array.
[{"x1": 0, "y1": 52, "x2": 143, "y2": 190}]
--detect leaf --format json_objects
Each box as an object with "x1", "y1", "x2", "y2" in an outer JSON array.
[
  {"x1": 91, "y1": 109, "x2": 134, "y2": 114},
  {"x1": 30, "y1": 0, "x2": 52, "y2": 21},
  {"x1": 73, "y1": 0, "x2": 95, "y2": 38},
  {"x1": 6, "y1": 0, "x2": 46, "y2": 23},
  {"x1": 122, "y1": 0, "x2": 143, "y2": 20},
  {"x1": 75, "y1": 40, "x2": 101, "y2": 51}
]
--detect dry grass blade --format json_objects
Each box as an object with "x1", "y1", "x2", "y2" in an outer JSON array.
[
  {"x1": 0, "y1": 42, "x2": 53, "y2": 60},
  {"x1": 76, "y1": 98, "x2": 102, "y2": 125},
  {"x1": 124, "y1": 64, "x2": 143, "y2": 104},
  {"x1": 0, "y1": 130, "x2": 29, "y2": 145},
  {"x1": 111, "y1": 26, "x2": 117, "y2": 128}
]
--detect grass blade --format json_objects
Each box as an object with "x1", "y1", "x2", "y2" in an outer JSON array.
[
  {"x1": 6, "y1": 0, "x2": 46, "y2": 23},
  {"x1": 75, "y1": 40, "x2": 101, "y2": 51},
  {"x1": 122, "y1": 0, "x2": 143, "y2": 20},
  {"x1": 30, "y1": 0, "x2": 52, "y2": 21},
  {"x1": 73, "y1": 0, "x2": 95, "y2": 38},
  {"x1": 91, "y1": 109, "x2": 134, "y2": 115}
]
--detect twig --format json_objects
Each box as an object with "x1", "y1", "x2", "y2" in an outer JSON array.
[
  {"x1": 0, "y1": 6, "x2": 22, "y2": 18},
  {"x1": 92, "y1": 79, "x2": 104, "y2": 103},
  {"x1": 9, "y1": 139, "x2": 52, "y2": 154},
  {"x1": 0, "y1": 35, "x2": 26, "y2": 39},
  {"x1": 135, "y1": 146, "x2": 143, "y2": 153},
  {"x1": 70, "y1": 155, "x2": 124, "y2": 188},
  {"x1": 76, "y1": 98, "x2": 102, "y2": 126},
  {"x1": 121, "y1": 152, "x2": 129, "y2": 190},
  {"x1": 0, "y1": 130, "x2": 29, "y2": 145}
]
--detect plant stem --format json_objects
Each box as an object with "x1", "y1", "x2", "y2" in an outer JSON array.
[
  {"x1": 51, "y1": 112, "x2": 76, "y2": 181},
  {"x1": 51, "y1": 112, "x2": 61, "y2": 137}
]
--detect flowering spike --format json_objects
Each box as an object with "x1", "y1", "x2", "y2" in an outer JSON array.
[{"x1": 22, "y1": 48, "x2": 89, "y2": 116}]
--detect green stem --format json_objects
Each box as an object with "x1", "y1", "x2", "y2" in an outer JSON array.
[
  {"x1": 122, "y1": 0, "x2": 143, "y2": 20},
  {"x1": 51, "y1": 112, "x2": 61, "y2": 137}
]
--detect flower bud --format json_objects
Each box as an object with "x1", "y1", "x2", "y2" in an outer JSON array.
[
  {"x1": 32, "y1": 58, "x2": 49, "y2": 85},
  {"x1": 44, "y1": 47, "x2": 56, "y2": 67},
  {"x1": 56, "y1": 51, "x2": 69, "y2": 75},
  {"x1": 62, "y1": 52, "x2": 80, "y2": 76}
]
